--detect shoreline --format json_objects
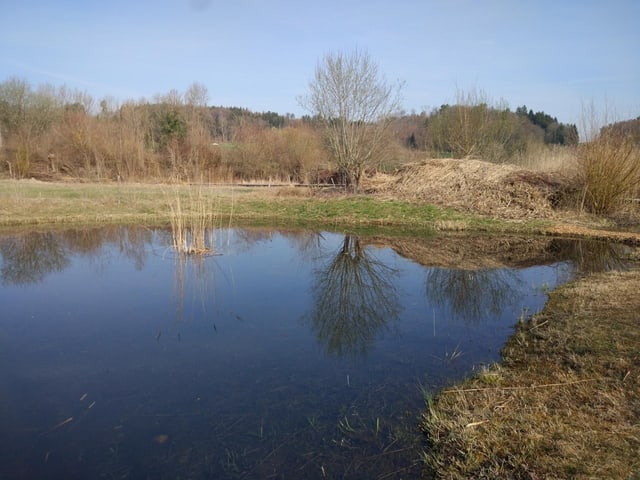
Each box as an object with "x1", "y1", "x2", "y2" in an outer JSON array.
[
  {"x1": 421, "y1": 268, "x2": 640, "y2": 478},
  {"x1": 2, "y1": 178, "x2": 639, "y2": 478},
  {"x1": 4, "y1": 179, "x2": 639, "y2": 243}
]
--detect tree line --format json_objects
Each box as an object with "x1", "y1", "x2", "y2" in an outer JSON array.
[{"x1": 0, "y1": 74, "x2": 589, "y2": 185}]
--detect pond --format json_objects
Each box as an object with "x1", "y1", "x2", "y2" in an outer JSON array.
[{"x1": 0, "y1": 226, "x2": 630, "y2": 479}]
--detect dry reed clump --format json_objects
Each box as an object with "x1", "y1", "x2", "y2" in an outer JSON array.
[
  {"x1": 421, "y1": 269, "x2": 640, "y2": 479},
  {"x1": 575, "y1": 133, "x2": 640, "y2": 215},
  {"x1": 168, "y1": 185, "x2": 221, "y2": 255},
  {"x1": 367, "y1": 158, "x2": 567, "y2": 219}
]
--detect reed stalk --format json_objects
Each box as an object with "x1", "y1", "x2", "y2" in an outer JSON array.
[{"x1": 168, "y1": 183, "x2": 219, "y2": 255}]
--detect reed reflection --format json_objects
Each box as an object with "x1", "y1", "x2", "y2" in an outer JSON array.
[
  {"x1": 309, "y1": 235, "x2": 401, "y2": 356},
  {"x1": 172, "y1": 250, "x2": 213, "y2": 324}
]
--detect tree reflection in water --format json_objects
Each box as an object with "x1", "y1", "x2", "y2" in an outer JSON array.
[
  {"x1": 0, "y1": 227, "x2": 152, "y2": 286},
  {"x1": 0, "y1": 233, "x2": 69, "y2": 285},
  {"x1": 548, "y1": 238, "x2": 629, "y2": 275},
  {"x1": 425, "y1": 267, "x2": 521, "y2": 324},
  {"x1": 309, "y1": 235, "x2": 401, "y2": 356}
]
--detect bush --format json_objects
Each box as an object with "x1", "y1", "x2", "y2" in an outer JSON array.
[
  {"x1": 425, "y1": 88, "x2": 523, "y2": 163},
  {"x1": 576, "y1": 129, "x2": 640, "y2": 214},
  {"x1": 222, "y1": 125, "x2": 326, "y2": 183}
]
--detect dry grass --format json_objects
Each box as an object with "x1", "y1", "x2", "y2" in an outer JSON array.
[
  {"x1": 576, "y1": 134, "x2": 640, "y2": 215},
  {"x1": 367, "y1": 158, "x2": 569, "y2": 219},
  {"x1": 167, "y1": 184, "x2": 226, "y2": 255},
  {"x1": 274, "y1": 185, "x2": 314, "y2": 197},
  {"x1": 421, "y1": 269, "x2": 640, "y2": 479},
  {"x1": 512, "y1": 143, "x2": 578, "y2": 174},
  {"x1": 0, "y1": 180, "x2": 255, "y2": 227}
]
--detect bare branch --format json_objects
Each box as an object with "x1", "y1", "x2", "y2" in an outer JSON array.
[{"x1": 299, "y1": 49, "x2": 403, "y2": 191}]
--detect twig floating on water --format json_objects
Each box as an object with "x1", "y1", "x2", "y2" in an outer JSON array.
[{"x1": 49, "y1": 417, "x2": 73, "y2": 432}]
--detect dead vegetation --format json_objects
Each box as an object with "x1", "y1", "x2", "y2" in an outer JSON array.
[
  {"x1": 366, "y1": 158, "x2": 570, "y2": 219},
  {"x1": 421, "y1": 268, "x2": 640, "y2": 479}
]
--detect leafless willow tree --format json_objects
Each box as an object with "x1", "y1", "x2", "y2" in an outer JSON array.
[{"x1": 300, "y1": 49, "x2": 403, "y2": 191}]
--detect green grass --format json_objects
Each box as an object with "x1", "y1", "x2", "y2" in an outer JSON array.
[
  {"x1": 243, "y1": 197, "x2": 442, "y2": 226},
  {"x1": 0, "y1": 180, "x2": 539, "y2": 236}
]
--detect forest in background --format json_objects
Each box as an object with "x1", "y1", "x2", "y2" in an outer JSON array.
[{"x1": 0, "y1": 76, "x2": 637, "y2": 184}]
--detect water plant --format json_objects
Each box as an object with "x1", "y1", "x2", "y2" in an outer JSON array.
[
  {"x1": 517, "y1": 306, "x2": 530, "y2": 323},
  {"x1": 168, "y1": 183, "x2": 220, "y2": 255},
  {"x1": 444, "y1": 343, "x2": 463, "y2": 363},
  {"x1": 306, "y1": 415, "x2": 320, "y2": 431},
  {"x1": 337, "y1": 415, "x2": 356, "y2": 434}
]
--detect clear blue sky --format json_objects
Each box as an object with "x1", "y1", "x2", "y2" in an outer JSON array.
[{"x1": 1, "y1": 0, "x2": 638, "y2": 124}]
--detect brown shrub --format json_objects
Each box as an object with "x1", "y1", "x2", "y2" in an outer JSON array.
[{"x1": 575, "y1": 130, "x2": 640, "y2": 214}]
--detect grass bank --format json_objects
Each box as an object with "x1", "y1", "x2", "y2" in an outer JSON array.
[
  {"x1": 421, "y1": 268, "x2": 640, "y2": 479},
  {"x1": 0, "y1": 179, "x2": 537, "y2": 235},
  {"x1": 5, "y1": 179, "x2": 640, "y2": 244}
]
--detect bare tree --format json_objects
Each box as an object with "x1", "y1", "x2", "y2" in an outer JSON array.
[
  {"x1": 0, "y1": 77, "x2": 58, "y2": 177},
  {"x1": 184, "y1": 81, "x2": 209, "y2": 108},
  {"x1": 299, "y1": 49, "x2": 403, "y2": 191},
  {"x1": 425, "y1": 267, "x2": 518, "y2": 325},
  {"x1": 427, "y1": 87, "x2": 515, "y2": 162}
]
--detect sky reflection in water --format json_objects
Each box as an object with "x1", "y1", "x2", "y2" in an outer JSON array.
[{"x1": 0, "y1": 227, "x2": 628, "y2": 479}]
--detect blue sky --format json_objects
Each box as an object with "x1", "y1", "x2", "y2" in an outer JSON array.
[{"x1": 1, "y1": 0, "x2": 638, "y2": 124}]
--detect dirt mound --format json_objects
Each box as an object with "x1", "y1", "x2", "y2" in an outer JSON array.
[{"x1": 367, "y1": 159, "x2": 566, "y2": 219}]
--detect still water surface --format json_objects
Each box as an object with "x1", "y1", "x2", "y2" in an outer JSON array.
[{"x1": 0, "y1": 227, "x2": 626, "y2": 479}]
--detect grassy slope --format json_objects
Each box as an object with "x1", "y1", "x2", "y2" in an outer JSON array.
[
  {"x1": 421, "y1": 269, "x2": 640, "y2": 479},
  {"x1": 5, "y1": 180, "x2": 640, "y2": 243}
]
